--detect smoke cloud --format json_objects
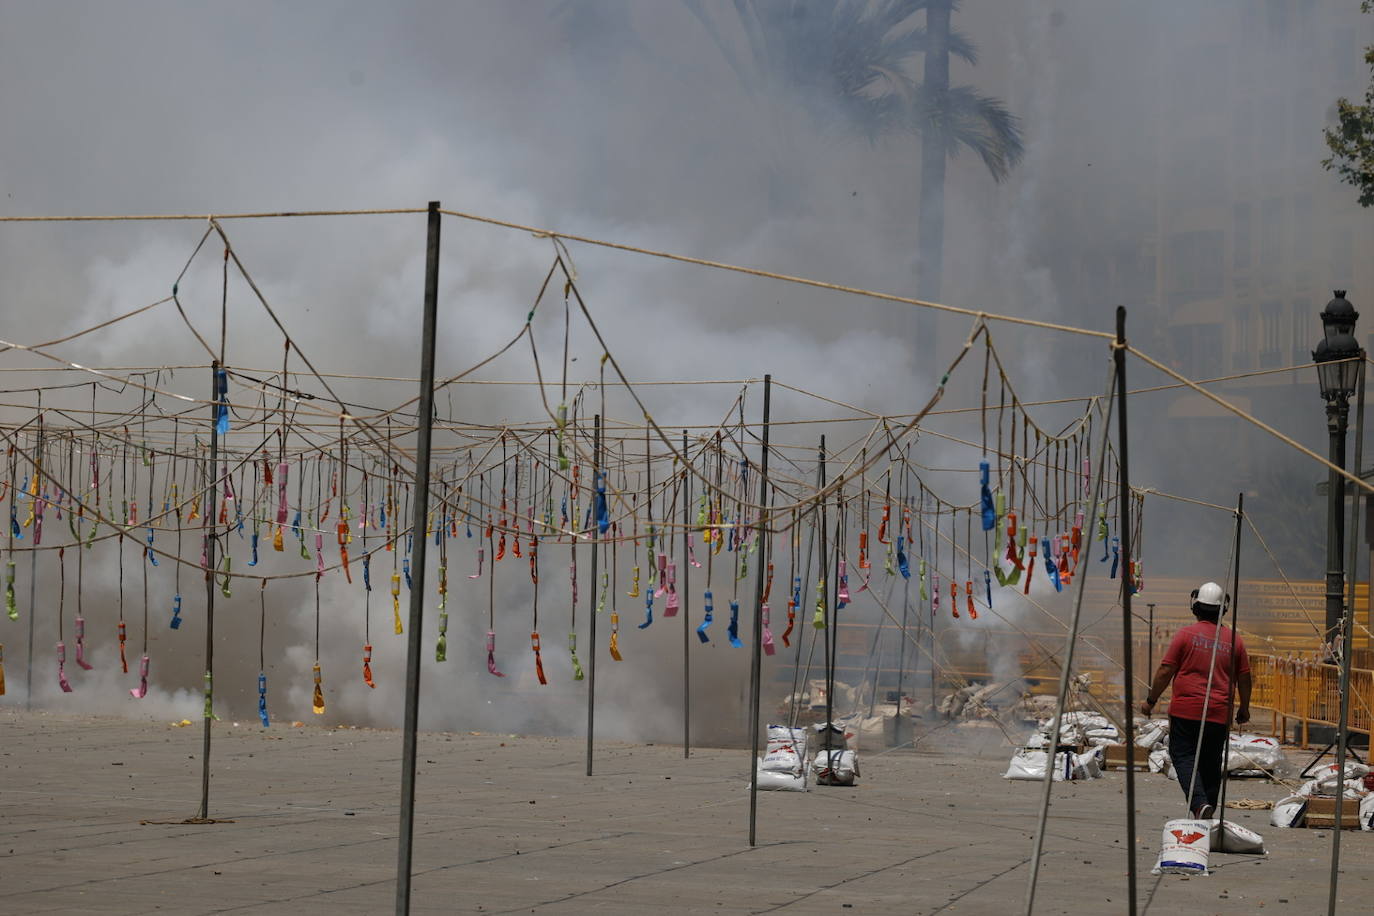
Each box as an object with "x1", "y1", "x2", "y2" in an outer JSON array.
[{"x1": 2, "y1": 1, "x2": 1370, "y2": 741}]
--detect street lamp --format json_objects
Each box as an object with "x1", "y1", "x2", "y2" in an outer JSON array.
[{"x1": 1314, "y1": 291, "x2": 1364, "y2": 649}]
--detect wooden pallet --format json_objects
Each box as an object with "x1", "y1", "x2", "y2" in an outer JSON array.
[
  {"x1": 1102, "y1": 743, "x2": 1148, "y2": 770},
  {"x1": 1304, "y1": 796, "x2": 1363, "y2": 830}
]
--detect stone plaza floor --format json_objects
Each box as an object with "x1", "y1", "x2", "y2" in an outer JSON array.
[{"x1": 0, "y1": 708, "x2": 1369, "y2": 914}]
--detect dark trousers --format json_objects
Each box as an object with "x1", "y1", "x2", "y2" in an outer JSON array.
[{"x1": 1168, "y1": 715, "x2": 1227, "y2": 814}]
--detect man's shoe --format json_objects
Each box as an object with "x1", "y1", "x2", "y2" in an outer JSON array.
[{"x1": 1194, "y1": 804, "x2": 1216, "y2": 820}]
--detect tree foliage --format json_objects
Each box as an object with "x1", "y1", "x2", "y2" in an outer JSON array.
[
  {"x1": 1322, "y1": 2, "x2": 1374, "y2": 206},
  {"x1": 681, "y1": 0, "x2": 1022, "y2": 176}
]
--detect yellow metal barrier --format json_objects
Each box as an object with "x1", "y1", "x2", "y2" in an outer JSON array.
[{"x1": 1250, "y1": 652, "x2": 1374, "y2": 747}]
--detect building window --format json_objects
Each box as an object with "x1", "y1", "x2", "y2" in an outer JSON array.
[
  {"x1": 1293, "y1": 308, "x2": 1310, "y2": 366},
  {"x1": 1332, "y1": 222, "x2": 1353, "y2": 287},
  {"x1": 1292, "y1": 191, "x2": 1313, "y2": 267},
  {"x1": 1234, "y1": 311, "x2": 1253, "y2": 371},
  {"x1": 1260, "y1": 301, "x2": 1283, "y2": 368},
  {"x1": 1168, "y1": 229, "x2": 1224, "y2": 306},
  {"x1": 1233, "y1": 202, "x2": 1252, "y2": 271},
  {"x1": 1171, "y1": 323, "x2": 1223, "y2": 379},
  {"x1": 1259, "y1": 197, "x2": 1283, "y2": 284}
]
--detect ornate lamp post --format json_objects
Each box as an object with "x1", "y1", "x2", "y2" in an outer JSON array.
[{"x1": 1313, "y1": 291, "x2": 1363, "y2": 650}]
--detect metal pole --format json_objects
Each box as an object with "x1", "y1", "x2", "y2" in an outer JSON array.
[
  {"x1": 1217, "y1": 493, "x2": 1244, "y2": 820},
  {"x1": 27, "y1": 397, "x2": 39, "y2": 710},
  {"x1": 196, "y1": 362, "x2": 219, "y2": 821},
  {"x1": 1325, "y1": 393, "x2": 1349, "y2": 648},
  {"x1": 747, "y1": 376, "x2": 772, "y2": 846},
  {"x1": 395, "y1": 201, "x2": 442, "y2": 916},
  {"x1": 25, "y1": 541, "x2": 35, "y2": 710},
  {"x1": 586, "y1": 415, "x2": 600, "y2": 777},
  {"x1": 817, "y1": 438, "x2": 830, "y2": 751},
  {"x1": 1023, "y1": 378, "x2": 1114, "y2": 916},
  {"x1": 895, "y1": 569, "x2": 910, "y2": 731},
  {"x1": 1146, "y1": 603, "x2": 1155, "y2": 677},
  {"x1": 1114, "y1": 306, "x2": 1138, "y2": 916},
  {"x1": 1329, "y1": 358, "x2": 1364, "y2": 916},
  {"x1": 828, "y1": 499, "x2": 841, "y2": 750},
  {"x1": 682, "y1": 430, "x2": 691, "y2": 758}
]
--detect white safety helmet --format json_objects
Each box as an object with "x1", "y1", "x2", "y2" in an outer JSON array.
[{"x1": 1191, "y1": 581, "x2": 1226, "y2": 614}]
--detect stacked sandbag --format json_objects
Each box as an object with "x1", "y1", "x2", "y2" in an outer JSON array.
[
  {"x1": 1269, "y1": 761, "x2": 1374, "y2": 829},
  {"x1": 810, "y1": 722, "x2": 860, "y2": 787},
  {"x1": 1226, "y1": 733, "x2": 1287, "y2": 776},
  {"x1": 1004, "y1": 711, "x2": 1113, "y2": 781},
  {"x1": 755, "y1": 724, "x2": 809, "y2": 792},
  {"x1": 813, "y1": 748, "x2": 859, "y2": 786},
  {"x1": 1003, "y1": 746, "x2": 1104, "y2": 781},
  {"x1": 1024, "y1": 710, "x2": 1113, "y2": 747}
]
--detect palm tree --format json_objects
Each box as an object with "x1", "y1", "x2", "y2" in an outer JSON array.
[
  {"x1": 915, "y1": 1, "x2": 1022, "y2": 356},
  {"x1": 553, "y1": 2, "x2": 1024, "y2": 347},
  {"x1": 681, "y1": 1, "x2": 1023, "y2": 353}
]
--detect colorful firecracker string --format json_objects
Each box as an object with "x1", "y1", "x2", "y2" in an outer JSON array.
[{"x1": 0, "y1": 208, "x2": 1360, "y2": 745}]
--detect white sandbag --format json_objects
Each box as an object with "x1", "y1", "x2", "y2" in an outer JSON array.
[
  {"x1": 1085, "y1": 726, "x2": 1120, "y2": 744},
  {"x1": 1075, "y1": 748, "x2": 1104, "y2": 779},
  {"x1": 1209, "y1": 819, "x2": 1266, "y2": 854},
  {"x1": 1004, "y1": 749, "x2": 1084, "y2": 781},
  {"x1": 813, "y1": 749, "x2": 858, "y2": 786},
  {"x1": 812, "y1": 722, "x2": 849, "y2": 751},
  {"x1": 1306, "y1": 761, "x2": 1370, "y2": 795},
  {"x1": 1135, "y1": 718, "x2": 1169, "y2": 749},
  {"x1": 1004, "y1": 750, "x2": 1049, "y2": 780},
  {"x1": 1271, "y1": 795, "x2": 1306, "y2": 828},
  {"x1": 1024, "y1": 732, "x2": 1048, "y2": 749},
  {"x1": 767, "y1": 724, "x2": 808, "y2": 745},
  {"x1": 755, "y1": 761, "x2": 807, "y2": 792},
  {"x1": 1153, "y1": 818, "x2": 1210, "y2": 876},
  {"x1": 760, "y1": 744, "x2": 804, "y2": 775},
  {"x1": 1226, "y1": 734, "x2": 1285, "y2": 774},
  {"x1": 1148, "y1": 747, "x2": 1176, "y2": 779},
  {"x1": 761, "y1": 724, "x2": 807, "y2": 775},
  {"x1": 1056, "y1": 711, "x2": 1110, "y2": 730},
  {"x1": 1361, "y1": 793, "x2": 1374, "y2": 830}
]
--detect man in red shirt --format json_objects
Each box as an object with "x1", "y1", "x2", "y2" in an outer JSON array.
[{"x1": 1139, "y1": 582, "x2": 1252, "y2": 819}]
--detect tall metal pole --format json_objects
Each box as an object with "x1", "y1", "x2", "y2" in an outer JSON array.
[
  {"x1": 1146, "y1": 603, "x2": 1155, "y2": 677},
  {"x1": 1325, "y1": 392, "x2": 1350, "y2": 648},
  {"x1": 1329, "y1": 359, "x2": 1364, "y2": 916},
  {"x1": 682, "y1": 430, "x2": 691, "y2": 758},
  {"x1": 1114, "y1": 306, "x2": 1138, "y2": 916},
  {"x1": 1022, "y1": 381, "x2": 1114, "y2": 916},
  {"x1": 196, "y1": 362, "x2": 219, "y2": 821},
  {"x1": 586, "y1": 415, "x2": 600, "y2": 777},
  {"x1": 894, "y1": 558, "x2": 911, "y2": 735},
  {"x1": 747, "y1": 376, "x2": 772, "y2": 846},
  {"x1": 1217, "y1": 493, "x2": 1244, "y2": 820},
  {"x1": 25, "y1": 404, "x2": 39, "y2": 710},
  {"x1": 395, "y1": 201, "x2": 442, "y2": 916},
  {"x1": 25, "y1": 542, "x2": 35, "y2": 710},
  {"x1": 817, "y1": 438, "x2": 831, "y2": 751}
]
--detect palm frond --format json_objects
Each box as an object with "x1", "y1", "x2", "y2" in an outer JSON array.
[{"x1": 917, "y1": 85, "x2": 1026, "y2": 182}]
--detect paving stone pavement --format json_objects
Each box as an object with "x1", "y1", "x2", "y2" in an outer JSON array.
[{"x1": 0, "y1": 708, "x2": 1369, "y2": 914}]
